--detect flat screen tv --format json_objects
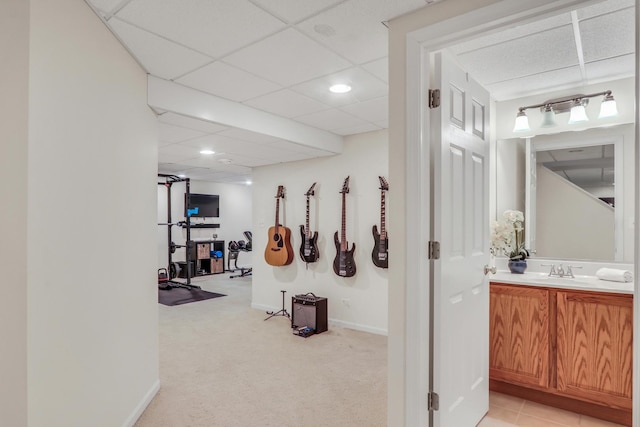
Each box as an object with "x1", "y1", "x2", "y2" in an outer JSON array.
[{"x1": 185, "y1": 193, "x2": 219, "y2": 218}]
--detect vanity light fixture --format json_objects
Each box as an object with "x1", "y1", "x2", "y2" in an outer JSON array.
[
  {"x1": 512, "y1": 109, "x2": 530, "y2": 132},
  {"x1": 539, "y1": 105, "x2": 556, "y2": 128},
  {"x1": 512, "y1": 90, "x2": 617, "y2": 133},
  {"x1": 329, "y1": 83, "x2": 352, "y2": 94}
]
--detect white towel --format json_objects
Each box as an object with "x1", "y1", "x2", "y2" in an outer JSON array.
[{"x1": 595, "y1": 268, "x2": 633, "y2": 283}]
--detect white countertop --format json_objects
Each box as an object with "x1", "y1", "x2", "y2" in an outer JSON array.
[{"x1": 490, "y1": 270, "x2": 634, "y2": 294}]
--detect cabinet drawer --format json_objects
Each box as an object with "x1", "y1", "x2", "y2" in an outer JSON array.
[
  {"x1": 211, "y1": 258, "x2": 223, "y2": 273},
  {"x1": 197, "y1": 243, "x2": 210, "y2": 259}
]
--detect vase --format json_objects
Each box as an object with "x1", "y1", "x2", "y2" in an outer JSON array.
[{"x1": 508, "y1": 259, "x2": 527, "y2": 274}]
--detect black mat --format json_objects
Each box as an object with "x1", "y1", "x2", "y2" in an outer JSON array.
[{"x1": 158, "y1": 287, "x2": 226, "y2": 306}]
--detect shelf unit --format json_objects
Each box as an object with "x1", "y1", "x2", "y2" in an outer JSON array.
[{"x1": 184, "y1": 240, "x2": 225, "y2": 276}]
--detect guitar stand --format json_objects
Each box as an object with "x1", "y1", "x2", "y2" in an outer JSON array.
[{"x1": 264, "y1": 290, "x2": 290, "y2": 321}]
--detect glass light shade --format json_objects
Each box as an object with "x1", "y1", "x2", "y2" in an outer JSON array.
[
  {"x1": 568, "y1": 101, "x2": 588, "y2": 124},
  {"x1": 598, "y1": 95, "x2": 618, "y2": 118},
  {"x1": 539, "y1": 106, "x2": 556, "y2": 128},
  {"x1": 513, "y1": 111, "x2": 530, "y2": 132}
]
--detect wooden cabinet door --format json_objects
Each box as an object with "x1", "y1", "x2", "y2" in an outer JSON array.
[
  {"x1": 556, "y1": 291, "x2": 633, "y2": 410},
  {"x1": 490, "y1": 284, "x2": 550, "y2": 388}
]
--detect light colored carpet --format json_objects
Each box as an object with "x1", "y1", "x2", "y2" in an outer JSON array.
[{"x1": 135, "y1": 275, "x2": 388, "y2": 427}]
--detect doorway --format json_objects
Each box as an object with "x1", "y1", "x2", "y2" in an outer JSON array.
[{"x1": 389, "y1": 0, "x2": 639, "y2": 426}]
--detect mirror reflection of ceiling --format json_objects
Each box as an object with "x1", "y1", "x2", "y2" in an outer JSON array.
[
  {"x1": 449, "y1": 0, "x2": 635, "y2": 101},
  {"x1": 537, "y1": 144, "x2": 615, "y2": 202},
  {"x1": 85, "y1": 0, "x2": 444, "y2": 183}
]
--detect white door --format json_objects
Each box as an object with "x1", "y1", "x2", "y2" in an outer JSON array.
[{"x1": 430, "y1": 51, "x2": 491, "y2": 427}]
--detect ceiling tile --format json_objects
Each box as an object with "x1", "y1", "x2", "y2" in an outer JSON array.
[
  {"x1": 577, "y1": 0, "x2": 634, "y2": 20},
  {"x1": 297, "y1": 0, "x2": 428, "y2": 64},
  {"x1": 584, "y1": 54, "x2": 635, "y2": 82},
  {"x1": 223, "y1": 28, "x2": 352, "y2": 86},
  {"x1": 449, "y1": 13, "x2": 572, "y2": 55},
  {"x1": 486, "y1": 66, "x2": 583, "y2": 101},
  {"x1": 116, "y1": 0, "x2": 287, "y2": 57},
  {"x1": 181, "y1": 134, "x2": 262, "y2": 154},
  {"x1": 250, "y1": 0, "x2": 345, "y2": 23},
  {"x1": 332, "y1": 123, "x2": 382, "y2": 136},
  {"x1": 456, "y1": 25, "x2": 579, "y2": 85},
  {"x1": 158, "y1": 122, "x2": 207, "y2": 144},
  {"x1": 290, "y1": 67, "x2": 387, "y2": 107},
  {"x1": 361, "y1": 57, "x2": 388, "y2": 83},
  {"x1": 580, "y1": 9, "x2": 635, "y2": 62},
  {"x1": 176, "y1": 61, "x2": 282, "y2": 102},
  {"x1": 107, "y1": 18, "x2": 213, "y2": 80},
  {"x1": 217, "y1": 128, "x2": 281, "y2": 144},
  {"x1": 243, "y1": 89, "x2": 329, "y2": 118},
  {"x1": 158, "y1": 112, "x2": 230, "y2": 134},
  {"x1": 340, "y1": 96, "x2": 388, "y2": 123},
  {"x1": 294, "y1": 108, "x2": 370, "y2": 131}
]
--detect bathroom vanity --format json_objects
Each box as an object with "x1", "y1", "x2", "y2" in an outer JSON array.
[{"x1": 489, "y1": 272, "x2": 633, "y2": 426}]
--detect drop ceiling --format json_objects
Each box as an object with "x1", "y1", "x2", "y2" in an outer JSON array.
[{"x1": 85, "y1": 0, "x2": 635, "y2": 184}]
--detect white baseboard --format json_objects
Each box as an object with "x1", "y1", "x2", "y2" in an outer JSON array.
[
  {"x1": 122, "y1": 378, "x2": 160, "y2": 427},
  {"x1": 329, "y1": 319, "x2": 388, "y2": 336},
  {"x1": 250, "y1": 304, "x2": 388, "y2": 336}
]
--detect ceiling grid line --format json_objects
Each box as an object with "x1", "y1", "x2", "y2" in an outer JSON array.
[{"x1": 570, "y1": 11, "x2": 588, "y2": 83}]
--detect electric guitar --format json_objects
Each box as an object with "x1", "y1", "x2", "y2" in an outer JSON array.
[
  {"x1": 264, "y1": 185, "x2": 294, "y2": 266},
  {"x1": 372, "y1": 176, "x2": 389, "y2": 268},
  {"x1": 299, "y1": 182, "x2": 320, "y2": 263},
  {"x1": 333, "y1": 177, "x2": 356, "y2": 277}
]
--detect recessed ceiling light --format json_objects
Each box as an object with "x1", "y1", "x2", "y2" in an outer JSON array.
[
  {"x1": 246, "y1": 180, "x2": 252, "y2": 186},
  {"x1": 177, "y1": 174, "x2": 186, "y2": 178},
  {"x1": 200, "y1": 149, "x2": 215, "y2": 155},
  {"x1": 329, "y1": 84, "x2": 352, "y2": 94}
]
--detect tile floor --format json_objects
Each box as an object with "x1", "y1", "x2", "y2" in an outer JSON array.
[{"x1": 478, "y1": 392, "x2": 626, "y2": 427}]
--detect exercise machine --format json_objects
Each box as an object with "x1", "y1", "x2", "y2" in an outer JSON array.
[
  {"x1": 229, "y1": 231, "x2": 252, "y2": 278},
  {"x1": 157, "y1": 174, "x2": 200, "y2": 290}
]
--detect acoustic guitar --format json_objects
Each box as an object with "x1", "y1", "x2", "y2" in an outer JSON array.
[
  {"x1": 333, "y1": 177, "x2": 356, "y2": 277},
  {"x1": 299, "y1": 182, "x2": 320, "y2": 263},
  {"x1": 372, "y1": 176, "x2": 389, "y2": 268},
  {"x1": 264, "y1": 185, "x2": 294, "y2": 266}
]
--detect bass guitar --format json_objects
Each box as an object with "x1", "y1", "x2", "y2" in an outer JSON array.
[
  {"x1": 372, "y1": 176, "x2": 389, "y2": 268},
  {"x1": 333, "y1": 177, "x2": 356, "y2": 277},
  {"x1": 299, "y1": 182, "x2": 320, "y2": 263},
  {"x1": 264, "y1": 185, "x2": 294, "y2": 266}
]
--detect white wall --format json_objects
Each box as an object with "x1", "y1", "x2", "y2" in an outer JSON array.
[
  {"x1": 157, "y1": 179, "x2": 252, "y2": 268},
  {"x1": 251, "y1": 130, "x2": 389, "y2": 334},
  {"x1": 536, "y1": 165, "x2": 615, "y2": 260},
  {"x1": 0, "y1": 0, "x2": 28, "y2": 424},
  {"x1": 27, "y1": 1, "x2": 159, "y2": 426}
]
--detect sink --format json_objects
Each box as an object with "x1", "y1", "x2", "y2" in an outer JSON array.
[{"x1": 492, "y1": 271, "x2": 633, "y2": 293}]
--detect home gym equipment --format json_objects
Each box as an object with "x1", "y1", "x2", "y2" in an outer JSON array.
[
  {"x1": 229, "y1": 231, "x2": 252, "y2": 278},
  {"x1": 157, "y1": 174, "x2": 200, "y2": 290},
  {"x1": 291, "y1": 293, "x2": 328, "y2": 334},
  {"x1": 264, "y1": 290, "x2": 290, "y2": 321}
]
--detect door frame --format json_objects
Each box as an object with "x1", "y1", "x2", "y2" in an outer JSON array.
[{"x1": 401, "y1": 1, "x2": 639, "y2": 425}]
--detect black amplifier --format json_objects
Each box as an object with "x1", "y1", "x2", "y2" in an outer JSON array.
[{"x1": 291, "y1": 293, "x2": 328, "y2": 334}]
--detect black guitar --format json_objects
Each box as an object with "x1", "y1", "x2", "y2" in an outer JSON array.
[
  {"x1": 333, "y1": 177, "x2": 356, "y2": 277},
  {"x1": 299, "y1": 182, "x2": 319, "y2": 263},
  {"x1": 372, "y1": 176, "x2": 389, "y2": 268}
]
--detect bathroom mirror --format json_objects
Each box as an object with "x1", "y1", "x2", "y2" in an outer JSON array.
[{"x1": 496, "y1": 124, "x2": 634, "y2": 262}]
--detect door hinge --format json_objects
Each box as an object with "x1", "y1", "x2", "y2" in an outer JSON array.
[
  {"x1": 428, "y1": 89, "x2": 441, "y2": 109},
  {"x1": 428, "y1": 391, "x2": 440, "y2": 411},
  {"x1": 428, "y1": 241, "x2": 440, "y2": 260}
]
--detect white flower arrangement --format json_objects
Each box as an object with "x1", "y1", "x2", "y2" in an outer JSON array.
[{"x1": 490, "y1": 210, "x2": 529, "y2": 261}]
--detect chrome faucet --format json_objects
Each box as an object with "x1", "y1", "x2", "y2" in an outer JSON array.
[{"x1": 541, "y1": 263, "x2": 581, "y2": 278}]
